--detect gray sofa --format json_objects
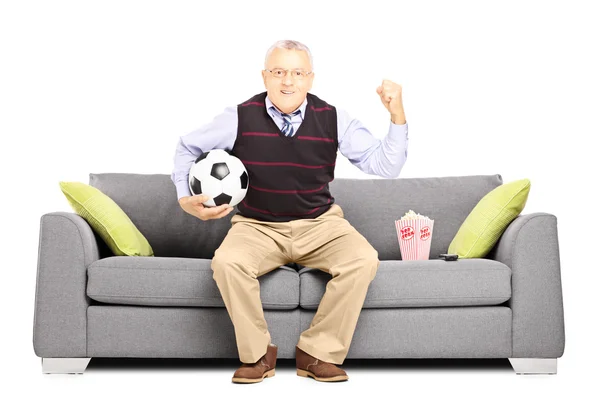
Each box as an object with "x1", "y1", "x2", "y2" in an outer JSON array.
[{"x1": 33, "y1": 173, "x2": 565, "y2": 375}]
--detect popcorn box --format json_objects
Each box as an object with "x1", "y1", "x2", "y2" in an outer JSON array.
[{"x1": 395, "y1": 210, "x2": 434, "y2": 261}]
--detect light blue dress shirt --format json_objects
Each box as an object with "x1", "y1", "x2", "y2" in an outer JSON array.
[{"x1": 171, "y1": 95, "x2": 409, "y2": 200}]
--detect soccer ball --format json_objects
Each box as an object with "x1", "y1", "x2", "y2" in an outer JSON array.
[{"x1": 188, "y1": 149, "x2": 249, "y2": 207}]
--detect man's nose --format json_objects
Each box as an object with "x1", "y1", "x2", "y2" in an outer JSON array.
[{"x1": 282, "y1": 72, "x2": 294, "y2": 85}]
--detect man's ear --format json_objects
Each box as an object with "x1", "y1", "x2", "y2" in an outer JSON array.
[
  {"x1": 307, "y1": 71, "x2": 315, "y2": 91},
  {"x1": 262, "y1": 70, "x2": 268, "y2": 88}
]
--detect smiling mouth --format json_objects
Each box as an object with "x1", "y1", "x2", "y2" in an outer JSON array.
[{"x1": 281, "y1": 90, "x2": 295, "y2": 95}]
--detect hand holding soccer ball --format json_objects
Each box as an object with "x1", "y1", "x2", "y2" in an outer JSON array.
[
  {"x1": 178, "y1": 195, "x2": 234, "y2": 221},
  {"x1": 179, "y1": 149, "x2": 249, "y2": 220}
]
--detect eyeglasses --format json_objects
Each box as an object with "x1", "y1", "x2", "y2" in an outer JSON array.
[{"x1": 265, "y1": 68, "x2": 313, "y2": 80}]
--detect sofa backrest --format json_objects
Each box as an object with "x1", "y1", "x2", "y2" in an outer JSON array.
[{"x1": 89, "y1": 173, "x2": 503, "y2": 260}]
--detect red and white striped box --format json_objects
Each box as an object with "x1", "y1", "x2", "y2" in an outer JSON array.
[{"x1": 395, "y1": 212, "x2": 434, "y2": 261}]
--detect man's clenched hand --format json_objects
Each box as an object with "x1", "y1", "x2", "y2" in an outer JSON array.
[
  {"x1": 178, "y1": 195, "x2": 234, "y2": 221},
  {"x1": 376, "y1": 79, "x2": 406, "y2": 125}
]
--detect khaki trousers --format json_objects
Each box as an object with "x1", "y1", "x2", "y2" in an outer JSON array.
[{"x1": 211, "y1": 203, "x2": 379, "y2": 365}]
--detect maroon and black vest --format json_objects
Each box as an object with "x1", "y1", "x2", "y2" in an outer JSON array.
[{"x1": 232, "y1": 91, "x2": 338, "y2": 223}]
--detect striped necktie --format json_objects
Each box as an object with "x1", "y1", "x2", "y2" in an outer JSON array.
[{"x1": 281, "y1": 109, "x2": 301, "y2": 137}]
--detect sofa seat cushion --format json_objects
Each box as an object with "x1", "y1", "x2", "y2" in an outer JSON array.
[
  {"x1": 87, "y1": 257, "x2": 299, "y2": 310},
  {"x1": 299, "y1": 258, "x2": 511, "y2": 309}
]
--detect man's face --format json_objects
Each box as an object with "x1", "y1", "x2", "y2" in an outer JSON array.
[{"x1": 262, "y1": 48, "x2": 314, "y2": 114}]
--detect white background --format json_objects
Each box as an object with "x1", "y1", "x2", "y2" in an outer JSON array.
[{"x1": 1, "y1": 0, "x2": 598, "y2": 397}]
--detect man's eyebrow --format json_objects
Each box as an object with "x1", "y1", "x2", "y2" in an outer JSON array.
[{"x1": 269, "y1": 67, "x2": 308, "y2": 70}]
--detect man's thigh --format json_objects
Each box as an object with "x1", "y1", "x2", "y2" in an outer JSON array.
[
  {"x1": 212, "y1": 215, "x2": 292, "y2": 278},
  {"x1": 292, "y1": 205, "x2": 379, "y2": 276}
]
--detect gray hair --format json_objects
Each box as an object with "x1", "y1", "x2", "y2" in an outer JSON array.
[{"x1": 264, "y1": 40, "x2": 314, "y2": 70}]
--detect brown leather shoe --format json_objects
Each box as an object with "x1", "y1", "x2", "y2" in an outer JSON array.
[
  {"x1": 232, "y1": 343, "x2": 277, "y2": 384},
  {"x1": 296, "y1": 346, "x2": 349, "y2": 382}
]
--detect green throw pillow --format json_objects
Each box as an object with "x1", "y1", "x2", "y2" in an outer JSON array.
[
  {"x1": 59, "y1": 181, "x2": 154, "y2": 257},
  {"x1": 448, "y1": 178, "x2": 531, "y2": 258}
]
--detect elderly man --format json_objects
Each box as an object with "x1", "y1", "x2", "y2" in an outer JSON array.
[{"x1": 171, "y1": 39, "x2": 408, "y2": 383}]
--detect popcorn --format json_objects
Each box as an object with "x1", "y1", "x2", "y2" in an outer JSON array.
[
  {"x1": 395, "y1": 210, "x2": 434, "y2": 261},
  {"x1": 400, "y1": 209, "x2": 432, "y2": 221}
]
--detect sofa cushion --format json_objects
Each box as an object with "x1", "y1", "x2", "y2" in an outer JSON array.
[
  {"x1": 448, "y1": 178, "x2": 531, "y2": 258},
  {"x1": 89, "y1": 173, "x2": 233, "y2": 260},
  {"x1": 60, "y1": 181, "x2": 154, "y2": 257},
  {"x1": 87, "y1": 257, "x2": 299, "y2": 310},
  {"x1": 329, "y1": 174, "x2": 503, "y2": 260},
  {"x1": 88, "y1": 173, "x2": 503, "y2": 260},
  {"x1": 299, "y1": 258, "x2": 511, "y2": 309}
]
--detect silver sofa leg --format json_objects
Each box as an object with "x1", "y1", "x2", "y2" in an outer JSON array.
[
  {"x1": 42, "y1": 358, "x2": 92, "y2": 374},
  {"x1": 509, "y1": 358, "x2": 557, "y2": 374}
]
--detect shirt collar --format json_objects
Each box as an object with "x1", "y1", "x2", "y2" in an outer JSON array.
[{"x1": 266, "y1": 95, "x2": 307, "y2": 119}]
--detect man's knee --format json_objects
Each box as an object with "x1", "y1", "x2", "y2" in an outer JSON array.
[
  {"x1": 364, "y1": 249, "x2": 379, "y2": 281},
  {"x1": 211, "y1": 249, "x2": 257, "y2": 278},
  {"x1": 211, "y1": 249, "x2": 237, "y2": 274},
  {"x1": 343, "y1": 246, "x2": 379, "y2": 278},
  {"x1": 370, "y1": 258, "x2": 380, "y2": 281},
  {"x1": 211, "y1": 250, "x2": 227, "y2": 277}
]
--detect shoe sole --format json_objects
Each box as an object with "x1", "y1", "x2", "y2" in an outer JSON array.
[
  {"x1": 296, "y1": 368, "x2": 348, "y2": 382},
  {"x1": 232, "y1": 369, "x2": 275, "y2": 383}
]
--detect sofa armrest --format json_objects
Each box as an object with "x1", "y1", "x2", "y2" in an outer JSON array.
[
  {"x1": 487, "y1": 212, "x2": 565, "y2": 358},
  {"x1": 33, "y1": 212, "x2": 101, "y2": 357}
]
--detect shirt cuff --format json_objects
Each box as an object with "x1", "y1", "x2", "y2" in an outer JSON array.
[
  {"x1": 387, "y1": 120, "x2": 408, "y2": 144},
  {"x1": 176, "y1": 180, "x2": 192, "y2": 201}
]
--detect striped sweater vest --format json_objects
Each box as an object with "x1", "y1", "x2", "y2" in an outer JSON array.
[{"x1": 232, "y1": 91, "x2": 338, "y2": 222}]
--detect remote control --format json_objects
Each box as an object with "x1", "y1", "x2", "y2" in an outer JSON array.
[{"x1": 439, "y1": 253, "x2": 459, "y2": 261}]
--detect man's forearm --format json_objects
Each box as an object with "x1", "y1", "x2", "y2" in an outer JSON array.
[{"x1": 391, "y1": 107, "x2": 406, "y2": 125}]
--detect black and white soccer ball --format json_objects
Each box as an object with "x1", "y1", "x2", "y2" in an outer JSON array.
[{"x1": 188, "y1": 149, "x2": 249, "y2": 207}]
